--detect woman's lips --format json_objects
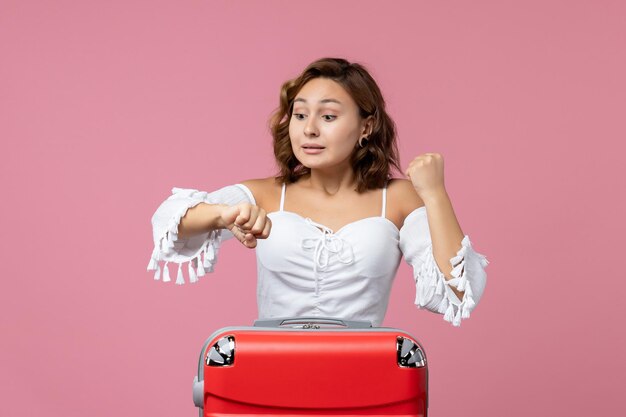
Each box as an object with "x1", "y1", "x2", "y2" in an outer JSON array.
[{"x1": 302, "y1": 145, "x2": 325, "y2": 154}]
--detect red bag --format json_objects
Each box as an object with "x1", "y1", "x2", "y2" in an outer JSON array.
[{"x1": 193, "y1": 317, "x2": 428, "y2": 416}]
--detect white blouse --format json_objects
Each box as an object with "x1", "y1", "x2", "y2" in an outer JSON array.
[{"x1": 147, "y1": 184, "x2": 489, "y2": 327}]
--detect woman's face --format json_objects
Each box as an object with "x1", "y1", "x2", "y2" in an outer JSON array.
[{"x1": 289, "y1": 77, "x2": 371, "y2": 172}]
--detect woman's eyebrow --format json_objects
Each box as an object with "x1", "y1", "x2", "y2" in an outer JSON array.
[{"x1": 294, "y1": 98, "x2": 343, "y2": 105}]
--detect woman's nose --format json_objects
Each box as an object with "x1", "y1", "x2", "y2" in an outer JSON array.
[{"x1": 304, "y1": 118, "x2": 319, "y2": 137}]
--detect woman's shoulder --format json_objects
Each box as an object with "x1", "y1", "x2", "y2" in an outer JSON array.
[
  {"x1": 386, "y1": 178, "x2": 425, "y2": 221},
  {"x1": 240, "y1": 177, "x2": 282, "y2": 211}
]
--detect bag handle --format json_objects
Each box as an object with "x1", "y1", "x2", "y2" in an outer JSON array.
[{"x1": 253, "y1": 316, "x2": 372, "y2": 329}]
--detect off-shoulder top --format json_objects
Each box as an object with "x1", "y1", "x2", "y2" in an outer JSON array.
[{"x1": 147, "y1": 183, "x2": 489, "y2": 327}]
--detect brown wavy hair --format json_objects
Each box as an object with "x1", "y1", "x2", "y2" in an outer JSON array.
[{"x1": 269, "y1": 57, "x2": 400, "y2": 193}]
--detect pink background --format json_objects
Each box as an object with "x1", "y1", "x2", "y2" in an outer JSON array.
[{"x1": 1, "y1": 0, "x2": 624, "y2": 415}]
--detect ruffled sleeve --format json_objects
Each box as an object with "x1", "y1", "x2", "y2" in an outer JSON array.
[
  {"x1": 399, "y1": 207, "x2": 489, "y2": 327},
  {"x1": 146, "y1": 183, "x2": 255, "y2": 285}
]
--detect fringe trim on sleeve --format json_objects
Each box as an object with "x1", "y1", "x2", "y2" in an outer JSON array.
[
  {"x1": 146, "y1": 187, "x2": 224, "y2": 285},
  {"x1": 146, "y1": 230, "x2": 223, "y2": 284},
  {"x1": 414, "y1": 235, "x2": 489, "y2": 327}
]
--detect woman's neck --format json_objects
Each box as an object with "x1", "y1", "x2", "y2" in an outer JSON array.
[{"x1": 302, "y1": 166, "x2": 357, "y2": 196}]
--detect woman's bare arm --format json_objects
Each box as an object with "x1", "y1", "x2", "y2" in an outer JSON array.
[
  {"x1": 403, "y1": 153, "x2": 467, "y2": 300},
  {"x1": 177, "y1": 203, "x2": 226, "y2": 239}
]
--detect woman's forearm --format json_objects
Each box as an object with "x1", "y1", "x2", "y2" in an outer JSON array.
[
  {"x1": 421, "y1": 189, "x2": 466, "y2": 300},
  {"x1": 177, "y1": 203, "x2": 226, "y2": 239}
]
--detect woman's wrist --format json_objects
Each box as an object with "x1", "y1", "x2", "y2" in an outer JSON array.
[
  {"x1": 178, "y1": 203, "x2": 228, "y2": 239},
  {"x1": 418, "y1": 187, "x2": 449, "y2": 206}
]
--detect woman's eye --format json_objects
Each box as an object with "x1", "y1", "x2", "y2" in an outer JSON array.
[
  {"x1": 322, "y1": 115, "x2": 337, "y2": 121},
  {"x1": 293, "y1": 113, "x2": 306, "y2": 120}
]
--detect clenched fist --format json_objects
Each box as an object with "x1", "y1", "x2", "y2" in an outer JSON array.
[
  {"x1": 404, "y1": 152, "x2": 447, "y2": 200},
  {"x1": 218, "y1": 203, "x2": 272, "y2": 248}
]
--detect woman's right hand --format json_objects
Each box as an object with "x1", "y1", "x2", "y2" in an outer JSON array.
[{"x1": 218, "y1": 203, "x2": 272, "y2": 248}]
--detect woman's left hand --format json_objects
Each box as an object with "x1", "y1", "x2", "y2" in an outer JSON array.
[{"x1": 404, "y1": 152, "x2": 447, "y2": 200}]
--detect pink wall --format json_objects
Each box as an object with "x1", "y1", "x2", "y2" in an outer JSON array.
[{"x1": 1, "y1": 0, "x2": 624, "y2": 415}]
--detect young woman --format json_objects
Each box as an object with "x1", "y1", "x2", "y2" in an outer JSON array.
[{"x1": 147, "y1": 57, "x2": 488, "y2": 327}]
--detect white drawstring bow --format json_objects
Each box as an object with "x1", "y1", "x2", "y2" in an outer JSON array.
[{"x1": 301, "y1": 218, "x2": 354, "y2": 295}]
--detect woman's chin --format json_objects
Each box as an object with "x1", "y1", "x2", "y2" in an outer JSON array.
[{"x1": 295, "y1": 153, "x2": 325, "y2": 168}]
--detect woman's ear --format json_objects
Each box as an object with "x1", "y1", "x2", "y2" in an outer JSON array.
[{"x1": 362, "y1": 115, "x2": 375, "y2": 137}]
